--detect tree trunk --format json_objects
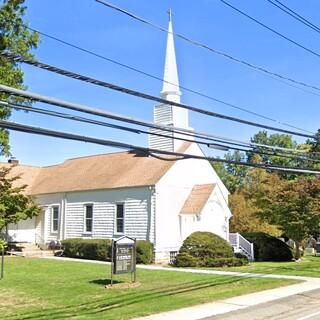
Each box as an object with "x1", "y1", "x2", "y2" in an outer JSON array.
[{"x1": 294, "y1": 240, "x2": 301, "y2": 260}]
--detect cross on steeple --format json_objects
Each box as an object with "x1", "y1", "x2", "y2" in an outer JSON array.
[{"x1": 167, "y1": 9, "x2": 173, "y2": 21}]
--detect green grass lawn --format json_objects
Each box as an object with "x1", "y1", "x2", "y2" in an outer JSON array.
[
  {"x1": 215, "y1": 255, "x2": 320, "y2": 277},
  {"x1": 0, "y1": 257, "x2": 307, "y2": 320}
]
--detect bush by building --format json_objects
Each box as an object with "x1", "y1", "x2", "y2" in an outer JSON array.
[
  {"x1": 61, "y1": 238, "x2": 154, "y2": 264},
  {"x1": 61, "y1": 239, "x2": 112, "y2": 261},
  {"x1": 242, "y1": 232, "x2": 293, "y2": 262},
  {"x1": 136, "y1": 240, "x2": 154, "y2": 264},
  {"x1": 174, "y1": 231, "x2": 248, "y2": 267}
]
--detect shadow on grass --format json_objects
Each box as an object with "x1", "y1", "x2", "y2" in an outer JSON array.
[
  {"x1": 5, "y1": 276, "x2": 247, "y2": 320},
  {"x1": 90, "y1": 278, "x2": 122, "y2": 286},
  {"x1": 6, "y1": 276, "x2": 282, "y2": 320}
]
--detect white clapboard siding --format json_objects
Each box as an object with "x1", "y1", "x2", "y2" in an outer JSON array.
[
  {"x1": 92, "y1": 202, "x2": 115, "y2": 238},
  {"x1": 123, "y1": 199, "x2": 149, "y2": 239},
  {"x1": 63, "y1": 187, "x2": 152, "y2": 240},
  {"x1": 149, "y1": 128, "x2": 174, "y2": 151},
  {"x1": 65, "y1": 203, "x2": 86, "y2": 238}
]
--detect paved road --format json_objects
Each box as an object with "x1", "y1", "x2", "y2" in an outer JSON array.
[{"x1": 202, "y1": 288, "x2": 320, "y2": 320}]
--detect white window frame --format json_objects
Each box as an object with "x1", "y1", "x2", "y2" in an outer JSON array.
[
  {"x1": 83, "y1": 204, "x2": 94, "y2": 234},
  {"x1": 51, "y1": 206, "x2": 59, "y2": 233},
  {"x1": 114, "y1": 203, "x2": 125, "y2": 234}
]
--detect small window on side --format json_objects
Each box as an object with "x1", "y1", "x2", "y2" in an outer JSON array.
[
  {"x1": 85, "y1": 205, "x2": 93, "y2": 233},
  {"x1": 52, "y1": 206, "x2": 59, "y2": 232},
  {"x1": 115, "y1": 204, "x2": 124, "y2": 234}
]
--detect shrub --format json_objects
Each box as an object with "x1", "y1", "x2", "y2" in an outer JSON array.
[
  {"x1": 206, "y1": 257, "x2": 248, "y2": 267},
  {"x1": 136, "y1": 240, "x2": 154, "y2": 264},
  {"x1": 234, "y1": 252, "x2": 249, "y2": 264},
  {"x1": 242, "y1": 232, "x2": 293, "y2": 262},
  {"x1": 174, "y1": 232, "x2": 244, "y2": 267},
  {"x1": 61, "y1": 238, "x2": 112, "y2": 261},
  {"x1": 61, "y1": 238, "x2": 81, "y2": 258},
  {"x1": 174, "y1": 252, "x2": 197, "y2": 267},
  {"x1": 0, "y1": 239, "x2": 6, "y2": 253},
  {"x1": 61, "y1": 238, "x2": 154, "y2": 264}
]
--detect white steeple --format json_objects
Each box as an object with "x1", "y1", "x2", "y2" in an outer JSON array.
[
  {"x1": 160, "y1": 9, "x2": 182, "y2": 103},
  {"x1": 149, "y1": 10, "x2": 192, "y2": 152}
]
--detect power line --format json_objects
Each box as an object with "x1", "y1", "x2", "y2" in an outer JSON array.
[
  {"x1": 5, "y1": 100, "x2": 316, "y2": 163},
  {"x1": 94, "y1": 0, "x2": 320, "y2": 95},
  {"x1": 0, "y1": 83, "x2": 308, "y2": 154},
  {"x1": 266, "y1": 0, "x2": 320, "y2": 34},
  {"x1": 218, "y1": 0, "x2": 320, "y2": 59},
  {"x1": 1, "y1": 119, "x2": 319, "y2": 174},
  {"x1": 2, "y1": 53, "x2": 316, "y2": 140},
  {"x1": 25, "y1": 26, "x2": 316, "y2": 134},
  {"x1": 0, "y1": 100, "x2": 216, "y2": 149}
]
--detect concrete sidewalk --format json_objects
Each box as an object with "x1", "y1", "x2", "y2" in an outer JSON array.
[{"x1": 45, "y1": 257, "x2": 320, "y2": 320}]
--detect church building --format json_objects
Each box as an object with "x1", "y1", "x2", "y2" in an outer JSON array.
[{"x1": 3, "y1": 15, "x2": 232, "y2": 263}]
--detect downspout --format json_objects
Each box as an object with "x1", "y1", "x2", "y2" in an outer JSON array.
[
  {"x1": 62, "y1": 193, "x2": 67, "y2": 240},
  {"x1": 149, "y1": 186, "x2": 156, "y2": 246}
]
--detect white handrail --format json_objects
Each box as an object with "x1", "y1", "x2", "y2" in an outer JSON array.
[{"x1": 229, "y1": 233, "x2": 254, "y2": 261}]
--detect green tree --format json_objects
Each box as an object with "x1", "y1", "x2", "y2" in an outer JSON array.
[
  {"x1": 248, "y1": 172, "x2": 320, "y2": 259},
  {"x1": 211, "y1": 150, "x2": 249, "y2": 194},
  {"x1": 229, "y1": 192, "x2": 281, "y2": 236},
  {"x1": 306, "y1": 129, "x2": 320, "y2": 152},
  {"x1": 0, "y1": 0, "x2": 40, "y2": 155},
  {"x1": 0, "y1": 166, "x2": 40, "y2": 234},
  {"x1": 247, "y1": 131, "x2": 303, "y2": 180}
]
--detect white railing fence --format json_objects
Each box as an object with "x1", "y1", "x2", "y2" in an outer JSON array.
[{"x1": 229, "y1": 232, "x2": 255, "y2": 261}]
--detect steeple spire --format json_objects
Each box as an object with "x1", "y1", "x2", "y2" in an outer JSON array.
[
  {"x1": 168, "y1": 8, "x2": 173, "y2": 21},
  {"x1": 160, "y1": 10, "x2": 181, "y2": 103},
  {"x1": 149, "y1": 11, "x2": 192, "y2": 152}
]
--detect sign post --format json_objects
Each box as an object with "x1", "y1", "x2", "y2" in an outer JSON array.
[{"x1": 111, "y1": 236, "x2": 136, "y2": 286}]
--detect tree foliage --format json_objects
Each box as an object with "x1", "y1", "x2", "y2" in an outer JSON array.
[
  {"x1": 248, "y1": 131, "x2": 303, "y2": 180},
  {"x1": 211, "y1": 150, "x2": 249, "y2": 194},
  {"x1": 0, "y1": 0, "x2": 40, "y2": 155},
  {"x1": 246, "y1": 172, "x2": 320, "y2": 259},
  {"x1": 229, "y1": 192, "x2": 281, "y2": 236},
  {"x1": 0, "y1": 165, "x2": 40, "y2": 233}
]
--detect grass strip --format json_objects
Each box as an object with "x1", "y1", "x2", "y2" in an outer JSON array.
[{"x1": 0, "y1": 257, "x2": 302, "y2": 319}]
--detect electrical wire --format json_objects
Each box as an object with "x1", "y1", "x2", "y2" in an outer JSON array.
[
  {"x1": 2, "y1": 53, "x2": 316, "y2": 140},
  {"x1": 95, "y1": 0, "x2": 320, "y2": 96},
  {"x1": 218, "y1": 0, "x2": 320, "y2": 59},
  {"x1": 0, "y1": 83, "x2": 309, "y2": 155},
  {"x1": 266, "y1": 0, "x2": 320, "y2": 34},
  {"x1": 0, "y1": 100, "x2": 216, "y2": 149},
  {"x1": 1, "y1": 119, "x2": 320, "y2": 174},
  {"x1": 5, "y1": 99, "x2": 317, "y2": 163},
  {"x1": 25, "y1": 26, "x2": 316, "y2": 134}
]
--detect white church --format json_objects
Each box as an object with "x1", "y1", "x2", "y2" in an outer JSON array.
[{"x1": 4, "y1": 16, "x2": 232, "y2": 263}]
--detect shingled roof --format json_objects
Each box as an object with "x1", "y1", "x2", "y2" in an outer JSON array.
[
  {"x1": 180, "y1": 184, "x2": 216, "y2": 215},
  {"x1": 5, "y1": 142, "x2": 192, "y2": 195},
  {"x1": 2, "y1": 163, "x2": 42, "y2": 194}
]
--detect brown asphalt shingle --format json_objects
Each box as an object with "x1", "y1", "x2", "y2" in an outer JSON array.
[
  {"x1": 180, "y1": 183, "x2": 216, "y2": 214},
  {"x1": 4, "y1": 142, "x2": 192, "y2": 195}
]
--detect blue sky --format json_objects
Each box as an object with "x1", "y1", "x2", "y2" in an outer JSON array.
[{"x1": 2, "y1": 0, "x2": 320, "y2": 166}]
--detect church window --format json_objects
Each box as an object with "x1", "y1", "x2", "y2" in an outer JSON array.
[
  {"x1": 84, "y1": 205, "x2": 93, "y2": 233},
  {"x1": 52, "y1": 206, "x2": 59, "y2": 232},
  {"x1": 115, "y1": 204, "x2": 124, "y2": 234}
]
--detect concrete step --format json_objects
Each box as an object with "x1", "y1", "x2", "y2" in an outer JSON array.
[{"x1": 7, "y1": 242, "x2": 55, "y2": 258}]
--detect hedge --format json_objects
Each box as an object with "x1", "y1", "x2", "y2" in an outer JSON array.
[
  {"x1": 61, "y1": 238, "x2": 154, "y2": 264},
  {"x1": 242, "y1": 232, "x2": 293, "y2": 262},
  {"x1": 61, "y1": 239, "x2": 112, "y2": 261}
]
